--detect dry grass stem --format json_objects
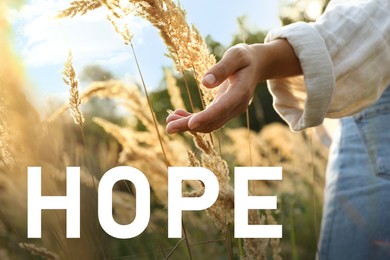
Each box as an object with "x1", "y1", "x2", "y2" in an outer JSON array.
[
  {"x1": 189, "y1": 133, "x2": 234, "y2": 231},
  {"x1": 266, "y1": 211, "x2": 282, "y2": 260},
  {"x1": 57, "y1": 0, "x2": 101, "y2": 18},
  {"x1": 93, "y1": 117, "x2": 169, "y2": 203},
  {"x1": 60, "y1": 0, "x2": 217, "y2": 105},
  {"x1": 165, "y1": 69, "x2": 186, "y2": 110},
  {"x1": 129, "y1": 42, "x2": 170, "y2": 168},
  {"x1": 135, "y1": 0, "x2": 217, "y2": 105},
  {"x1": 187, "y1": 151, "x2": 200, "y2": 167},
  {"x1": 106, "y1": 13, "x2": 133, "y2": 45},
  {"x1": 242, "y1": 211, "x2": 268, "y2": 260},
  {"x1": 18, "y1": 243, "x2": 59, "y2": 260},
  {"x1": 49, "y1": 80, "x2": 159, "y2": 136},
  {"x1": 62, "y1": 51, "x2": 84, "y2": 127},
  {"x1": 0, "y1": 122, "x2": 12, "y2": 165}
]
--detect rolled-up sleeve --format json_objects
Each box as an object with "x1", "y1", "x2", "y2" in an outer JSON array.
[{"x1": 265, "y1": 0, "x2": 390, "y2": 131}]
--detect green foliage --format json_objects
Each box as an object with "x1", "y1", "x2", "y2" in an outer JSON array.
[
  {"x1": 81, "y1": 65, "x2": 115, "y2": 82},
  {"x1": 280, "y1": 0, "x2": 330, "y2": 26}
]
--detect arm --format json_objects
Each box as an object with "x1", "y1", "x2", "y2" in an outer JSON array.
[
  {"x1": 166, "y1": 39, "x2": 302, "y2": 134},
  {"x1": 266, "y1": 0, "x2": 390, "y2": 130},
  {"x1": 167, "y1": 0, "x2": 390, "y2": 134}
]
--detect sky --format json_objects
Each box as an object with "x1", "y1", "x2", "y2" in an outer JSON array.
[{"x1": 9, "y1": 0, "x2": 284, "y2": 109}]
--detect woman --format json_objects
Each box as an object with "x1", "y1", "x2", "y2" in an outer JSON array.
[{"x1": 166, "y1": 0, "x2": 390, "y2": 259}]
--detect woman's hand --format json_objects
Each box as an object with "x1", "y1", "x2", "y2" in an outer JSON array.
[
  {"x1": 166, "y1": 40, "x2": 302, "y2": 134},
  {"x1": 166, "y1": 43, "x2": 262, "y2": 133}
]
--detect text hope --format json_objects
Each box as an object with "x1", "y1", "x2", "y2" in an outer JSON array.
[{"x1": 27, "y1": 166, "x2": 282, "y2": 239}]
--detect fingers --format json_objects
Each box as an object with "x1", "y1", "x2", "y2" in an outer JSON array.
[
  {"x1": 172, "y1": 109, "x2": 191, "y2": 117},
  {"x1": 202, "y1": 44, "x2": 251, "y2": 88},
  {"x1": 166, "y1": 105, "x2": 228, "y2": 134},
  {"x1": 188, "y1": 80, "x2": 249, "y2": 132},
  {"x1": 166, "y1": 113, "x2": 184, "y2": 124},
  {"x1": 166, "y1": 109, "x2": 192, "y2": 124},
  {"x1": 166, "y1": 116, "x2": 191, "y2": 134}
]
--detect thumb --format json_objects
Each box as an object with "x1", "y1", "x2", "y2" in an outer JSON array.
[{"x1": 202, "y1": 44, "x2": 251, "y2": 88}]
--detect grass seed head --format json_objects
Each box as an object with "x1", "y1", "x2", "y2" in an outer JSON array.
[
  {"x1": 63, "y1": 51, "x2": 85, "y2": 127},
  {"x1": 57, "y1": 0, "x2": 102, "y2": 18}
]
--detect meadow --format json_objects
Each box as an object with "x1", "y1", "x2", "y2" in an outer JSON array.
[{"x1": 0, "y1": 0, "x2": 329, "y2": 259}]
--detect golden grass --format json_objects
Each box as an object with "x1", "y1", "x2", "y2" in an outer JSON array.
[
  {"x1": 62, "y1": 51, "x2": 85, "y2": 127},
  {"x1": 56, "y1": 0, "x2": 101, "y2": 18},
  {"x1": 0, "y1": 5, "x2": 107, "y2": 258},
  {"x1": 0, "y1": 0, "x2": 329, "y2": 259},
  {"x1": 19, "y1": 243, "x2": 59, "y2": 260},
  {"x1": 59, "y1": 0, "x2": 217, "y2": 105},
  {"x1": 165, "y1": 69, "x2": 186, "y2": 111}
]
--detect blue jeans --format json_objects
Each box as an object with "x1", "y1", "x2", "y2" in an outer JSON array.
[{"x1": 318, "y1": 87, "x2": 390, "y2": 260}]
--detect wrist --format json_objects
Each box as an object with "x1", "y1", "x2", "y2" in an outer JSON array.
[
  {"x1": 248, "y1": 43, "x2": 271, "y2": 83},
  {"x1": 250, "y1": 39, "x2": 302, "y2": 82}
]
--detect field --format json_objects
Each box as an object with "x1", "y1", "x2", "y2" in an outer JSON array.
[{"x1": 0, "y1": 0, "x2": 329, "y2": 259}]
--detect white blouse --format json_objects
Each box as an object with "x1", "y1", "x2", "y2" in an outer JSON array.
[{"x1": 265, "y1": 0, "x2": 390, "y2": 131}]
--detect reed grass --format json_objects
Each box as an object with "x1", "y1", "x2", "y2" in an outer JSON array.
[
  {"x1": 0, "y1": 0, "x2": 329, "y2": 259},
  {"x1": 63, "y1": 51, "x2": 85, "y2": 127},
  {"x1": 18, "y1": 243, "x2": 59, "y2": 260},
  {"x1": 56, "y1": 0, "x2": 101, "y2": 18}
]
